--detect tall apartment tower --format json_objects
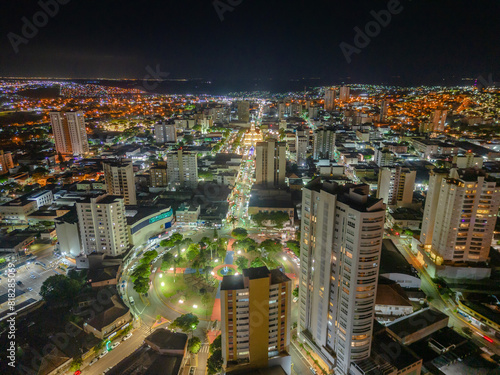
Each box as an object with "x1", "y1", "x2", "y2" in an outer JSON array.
[
  {"x1": 420, "y1": 169, "x2": 449, "y2": 247},
  {"x1": 421, "y1": 169, "x2": 500, "y2": 263},
  {"x1": 221, "y1": 267, "x2": 292, "y2": 374},
  {"x1": 376, "y1": 167, "x2": 416, "y2": 206},
  {"x1": 339, "y1": 86, "x2": 350, "y2": 102},
  {"x1": 150, "y1": 162, "x2": 168, "y2": 188},
  {"x1": 255, "y1": 140, "x2": 286, "y2": 187},
  {"x1": 154, "y1": 122, "x2": 177, "y2": 144},
  {"x1": 296, "y1": 134, "x2": 308, "y2": 166},
  {"x1": 103, "y1": 161, "x2": 137, "y2": 205},
  {"x1": 50, "y1": 111, "x2": 89, "y2": 155},
  {"x1": 238, "y1": 101, "x2": 250, "y2": 123},
  {"x1": 431, "y1": 109, "x2": 448, "y2": 132},
  {"x1": 379, "y1": 100, "x2": 389, "y2": 122},
  {"x1": 313, "y1": 128, "x2": 336, "y2": 160},
  {"x1": 278, "y1": 101, "x2": 286, "y2": 119},
  {"x1": 324, "y1": 88, "x2": 336, "y2": 111},
  {"x1": 0, "y1": 151, "x2": 14, "y2": 175},
  {"x1": 76, "y1": 195, "x2": 130, "y2": 256},
  {"x1": 299, "y1": 179, "x2": 386, "y2": 374},
  {"x1": 167, "y1": 149, "x2": 198, "y2": 189}
]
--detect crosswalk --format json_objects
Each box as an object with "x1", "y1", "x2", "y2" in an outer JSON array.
[{"x1": 199, "y1": 344, "x2": 210, "y2": 353}]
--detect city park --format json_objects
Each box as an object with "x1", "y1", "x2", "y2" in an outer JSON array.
[{"x1": 130, "y1": 227, "x2": 301, "y2": 321}]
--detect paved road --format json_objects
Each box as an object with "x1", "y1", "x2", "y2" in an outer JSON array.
[{"x1": 290, "y1": 343, "x2": 314, "y2": 375}]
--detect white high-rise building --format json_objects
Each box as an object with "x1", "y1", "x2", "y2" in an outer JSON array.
[
  {"x1": 296, "y1": 134, "x2": 308, "y2": 166},
  {"x1": 167, "y1": 149, "x2": 198, "y2": 189},
  {"x1": 255, "y1": 140, "x2": 286, "y2": 187},
  {"x1": 299, "y1": 179, "x2": 386, "y2": 374},
  {"x1": 103, "y1": 161, "x2": 137, "y2": 205},
  {"x1": 155, "y1": 122, "x2": 177, "y2": 144},
  {"x1": 376, "y1": 167, "x2": 416, "y2": 206},
  {"x1": 313, "y1": 128, "x2": 336, "y2": 160},
  {"x1": 420, "y1": 169, "x2": 449, "y2": 248},
  {"x1": 76, "y1": 195, "x2": 130, "y2": 257},
  {"x1": 339, "y1": 86, "x2": 350, "y2": 102},
  {"x1": 50, "y1": 111, "x2": 89, "y2": 155},
  {"x1": 324, "y1": 88, "x2": 336, "y2": 111},
  {"x1": 421, "y1": 169, "x2": 500, "y2": 263}
]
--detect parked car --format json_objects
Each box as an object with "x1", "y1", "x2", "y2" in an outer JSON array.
[
  {"x1": 123, "y1": 333, "x2": 133, "y2": 341},
  {"x1": 27, "y1": 287, "x2": 33, "y2": 292},
  {"x1": 98, "y1": 351, "x2": 108, "y2": 359},
  {"x1": 89, "y1": 358, "x2": 98, "y2": 366},
  {"x1": 111, "y1": 342, "x2": 120, "y2": 349}
]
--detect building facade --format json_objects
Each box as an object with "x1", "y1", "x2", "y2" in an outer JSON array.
[
  {"x1": 103, "y1": 161, "x2": 137, "y2": 205},
  {"x1": 50, "y1": 111, "x2": 89, "y2": 155},
  {"x1": 255, "y1": 140, "x2": 286, "y2": 187},
  {"x1": 313, "y1": 128, "x2": 336, "y2": 160},
  {"x1": 299, "y1": 179, "x2": 386, "y2": 374},
  {"x1": 167, "y1": 149, "x2": 198, "y2": 189},
  {"x1": 0, "y1": 151, "x2": 14, "y2": 175},
  {"x1": 376, "y1": 167, "x2": 416, "y2": 206},
  {"x1": 325, "y1": 88, "x2": 336, "y2": 112},
  {"x1": 155, "y1": 122, "x2": 177, "y2": 144},
  {"x1": 421, "y1": 168, "x2": 500, "y2": 263},
  {"x1": 76, "y1": 195, "x2": 130, "y2": 257},
  {"x1": 221, "y1": 267, "x2": 292, "y2": 374}
]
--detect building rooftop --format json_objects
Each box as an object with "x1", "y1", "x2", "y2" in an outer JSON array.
[
  {"x1": 86, "y1": 295, "x2": 129, "y2": 331},
  {"x1": 221, "y1": 274, "x2": 245, "y2": 291},
  {"x1": 145, "y1": 328, "x2": 188, "y2": 351},
  {"x1": 387, "y1": 308, "x2": 448, "y2": 339},
  {"x1": 125, "y1": 206, "x2": 173, "y2": 226},
  {"x1": 107, "y1": 344, "x2": 183, "y2": 375}
]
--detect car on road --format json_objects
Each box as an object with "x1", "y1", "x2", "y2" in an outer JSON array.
[
  {"x1": 27, "y1": 287, "x2": 33, "y2": 292},
  {"x1": 129, "y1": 296, "x2": 135, "y2": 304},
  {"x1": 310, "y1": 367, "x2": 317, "y2": 374},
  {"x1": 189, "y1": 367, "x2": 196, "y2": 375},
  {"x1": 102, "y1": 367, "x2": 112, "y2": 374},
  {"x1": 30, "y1": 274, "x2": 36, "y2": 279},
  {"x1": 123, "y1": 332, "x2": 133, "y2": 341},
  {"x1": 16, "y1": 280, "x2": 23, "y2": 285},
  {"x1": 111, "y1": 342, "x2": 120, "y2": 349},
  {"x1": 98, "y1": 351, "x2": 108, "y2": 359},
  {"x1": 89, "y1": 358, "x2": 98, "y2": 366}
]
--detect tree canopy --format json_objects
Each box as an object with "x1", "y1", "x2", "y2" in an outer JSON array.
[
  {"x1": 286, "y1": 240, "x2": 300, "y2": 257},
  {"x1": 170, "y1": 313, "x2": 199, "y2": 333},
  {"x1": 231, "y1": 227, "x2": 248, "y2": 241},
  {"x1": 207, "y1": 349, "x2": 223, "y2": 375},
  {"x1": 251, "y1": 211, "x2": 290, "y2": 228},
  {"x1": 188, "y1": 337, "x2": 202, "y2": 354},
  {"x1": 39, "y1": 274, "x2": 82, "y2": 306},
  {"x1": 260, "y1": 239, "x2": 283, "y2": 256}
]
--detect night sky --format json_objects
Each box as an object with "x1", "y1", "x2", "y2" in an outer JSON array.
[{"x1": 1, "y1": 0, "x2": 499, "y2": 86}]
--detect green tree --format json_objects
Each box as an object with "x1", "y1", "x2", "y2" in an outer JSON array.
[
  {"x1": 250, "y1": 257, "x2": 265, "y2": 268},
  {"x1": 234, "y1": 238, "x2": 258, "y2": 253},
  {"x1": 133, "y1": 276, "x2": 150, "y2": 295},
  {"x1": 286, "y1": 240, "x2": 300, "y2": 257},
  {"x1": 39, "y1": 274, "x2": 81, "y2": 306},
  {"x1": 161, "y1": 252, "x2": 174, "y2": 271},
  {"x1": 207, "y1": 349, "x2": 223, "y2": 375},
  {"x1": 293, "y1": 286, "x2": 299, "y2": 298},
  {"x1": 231, "y1": 228, "x2": 248, "y2": 240},
  {"x1": 131, "y1": 263, "x2": 151, "y2": 281},
  {"x1": 188, "y1": 337, "x2": 202, "y2": 354},
  {"x1": 69, "y1": 356, "x2": 82, "y2": 371},
  {"x1": 141, "y1": 250, "x2": 158, "y2": 264},
  {"x1": 170, "y1": 313, "x2": 199, "y2": 334},
  {"x1": 260, "y1": 239, "x2": 283, "y2": 256},
  {"x1": 160, "y1": 239, "x2": 169, "y2": 247},
  {"x1": 235, "y1": 256, "x2": 249, "y2": 272},
  {"x1": 209, "y1": 335, "x2": 221, "y2": 354},
  {"x1": 186, "y1": 243, "x2": 201, "y2": 262}
]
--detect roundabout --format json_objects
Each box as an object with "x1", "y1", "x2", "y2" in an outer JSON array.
[{"x1": 212, "y1": 264, "x2": 238, "y2": 280}]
